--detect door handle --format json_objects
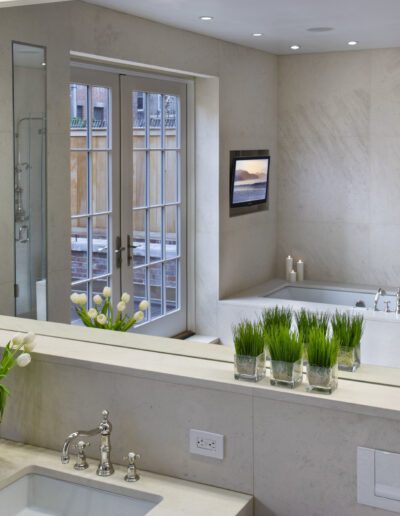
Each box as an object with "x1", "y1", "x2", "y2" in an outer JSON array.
[{"x1": 114, "y1": 236, "x2": 125, "y2": 268}]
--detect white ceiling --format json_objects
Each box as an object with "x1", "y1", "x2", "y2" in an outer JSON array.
[{"x1": 82, "y1": 0, "x2": 400, "y2": 55}]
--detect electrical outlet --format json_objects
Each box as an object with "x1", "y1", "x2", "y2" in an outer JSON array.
[{"x1": 189, "y1": 429, "x2": 224, "y2": 460}]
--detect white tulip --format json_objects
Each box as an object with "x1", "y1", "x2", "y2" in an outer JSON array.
[
  {"x1": 93, "y1": 294, "x2": 102, "y2": 305},
  {"x1": 134, "y1": 310, "x2": 144, "y2": 322},
  {"x1": 77, "y1": 293, "x2": 87, "y2": 306},
  {"x1": 139, "y1": 300, "x2": 149, "y2": 311},
  {"x1": 121, "y1": 292, "x2": 130, "y2": 303},
  {"x1": 16, "y1": 353, "x2": 31, "y2": 368},
  {"x1": 70, "y1": 293, "x2": 80, "y2": 304},
  {"x1": 97, "y1": 314, "x2": 107, "y2": 325},
  {"x1": 11, "y1": 333, "x2": 24, "y2": 348},
  {"x1": 23, "y1": 333, "x2": 36, "y2": 352},
  {"x1": 88, "y1": 308, "x2": 98, "y2": 319},
  {"x1": 103, "y1": 287, "x2": 112, "y2": 298},
  {"x1": 117, "y1": 301, "x2": 126, "y2": 312}
]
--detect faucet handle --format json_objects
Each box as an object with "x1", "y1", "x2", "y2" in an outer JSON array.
[
  {"x1": 384, "y1": 300, "x2": 391, "y2": 313},
  {"x1": 73, "y1": 440, "x2": 90, "y2": 470},
  {"x1": 124, "y1": 452, "x2": 141, "y2": 482}
]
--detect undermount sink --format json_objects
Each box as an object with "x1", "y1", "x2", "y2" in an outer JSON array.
[{"x1": 0, "y1": 472, "x2": 161, "y2": 516}]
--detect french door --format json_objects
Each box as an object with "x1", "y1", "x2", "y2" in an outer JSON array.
[{"x1": 70, "y1": 68, "x2": 187, "y2": 337}]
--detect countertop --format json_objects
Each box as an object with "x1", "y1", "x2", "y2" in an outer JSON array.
[{"x1": 0, "y1": 439, "x2": 252, "y2": 516}]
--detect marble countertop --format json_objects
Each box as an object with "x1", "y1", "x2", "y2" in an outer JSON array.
[{"x1": 0, "y1": 439, "x2": 252, "y2": 516}]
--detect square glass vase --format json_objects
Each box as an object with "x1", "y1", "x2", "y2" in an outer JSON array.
[
  {"x1": 306, "y1": 363, "x2": 338, "y2": 394},
  {"x1": 234, "y1": 352, "x2": 266, "y2": 382},
  {"x1": 270, "y1": 358, "x2": 303, "y2": 389},
  {"x1": 338, "y1": 345, "x2": 360, "y2": 372}
]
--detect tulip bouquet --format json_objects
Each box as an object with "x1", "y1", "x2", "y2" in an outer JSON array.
[
  {"x1": 70, "y1": 287, "x2": 149, "y2": 332},
  {"x1": 0, "y1": 332, "x2": 36, "y2": 421}
]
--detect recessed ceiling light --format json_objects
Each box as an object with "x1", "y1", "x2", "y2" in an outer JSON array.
[
  {"x1": 199, "y1": 16, "x2": 213, "y2": 21},
  {"x1": 307, "y1": 27, "x2": 334, "y2": 32},
  {"x1": 348, "y1": 40, "x2": 358, "y2": 46},
  {"x1": 41, "y1": 62, "x2": 46, "y2": 67},
  {"x1": 290, "y1": 45, "x2": 301, "y2": 50},
  {"x1": 252, "y1": 33, "x2": 263, "y2": 37}
]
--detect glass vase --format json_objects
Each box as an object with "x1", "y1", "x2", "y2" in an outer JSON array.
[
  {"x1": 306, "y1": 363, "x2": 338, "y2": 394},
  {"x1": 338, "y1": 345, "x2": 360, "y2": 372},
  {"x1": 234, "y1": 352, "x2": 266, "y2": 382},
  {"x1": 270, "y1": 358, "x2": 303, "y2": 388}
]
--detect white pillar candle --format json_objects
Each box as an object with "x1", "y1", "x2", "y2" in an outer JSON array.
[
  {"x1": 296, "y1": 260, "x2": 304, "y2": 282},
  {"x1": 286, "y1": 255, "x2": 293, "y2": 281},
  {"x1": 289, "y1": 269, "x2": 297, "y2": 283}
]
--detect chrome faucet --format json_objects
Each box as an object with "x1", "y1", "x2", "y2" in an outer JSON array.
[
  {"x1": 374, "y1": 288, "x2": 386, "y2": 311},
  {"x1": 61, "y1": 410, "x2": 114, "y2": 476},
  {"x1": 396, "y1": 288, "x2": 400, "y2": 315}
]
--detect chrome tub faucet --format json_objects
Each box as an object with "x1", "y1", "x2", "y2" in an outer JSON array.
[
  {"x1": 374, "y1": 288, "x2": 386, "y2": 311},
  {"x1": 396, "y1": 288, "x2": 400, "y2": 315},
  {"x1": 61, "y1": 410, "x2": 114, "y2": 477}
]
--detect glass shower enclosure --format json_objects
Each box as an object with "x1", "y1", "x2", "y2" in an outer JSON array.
[{"x1": 13, "y1": 43, "x2": 47, "y2": 320}]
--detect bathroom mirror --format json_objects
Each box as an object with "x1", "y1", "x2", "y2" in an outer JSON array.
[{"x1": 12, "y1": 43, "x2": 47, "y2": 320}]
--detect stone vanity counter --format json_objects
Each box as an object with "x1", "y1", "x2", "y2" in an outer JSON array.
[{"x1": 0, "y1": 440, "x2": 252, "y2": 515}]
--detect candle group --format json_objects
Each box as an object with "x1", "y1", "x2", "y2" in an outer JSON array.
[{"x1": 285, "y1": 256, "x2": 304, "y2": 282}]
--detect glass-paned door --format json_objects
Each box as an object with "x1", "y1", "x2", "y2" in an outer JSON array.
[
  {"x1": 121, "y1": 76, "x2": 187, "y2": 336},
  {"x1": 69, "y1": 69, "x2": 120, "y2": 320}
]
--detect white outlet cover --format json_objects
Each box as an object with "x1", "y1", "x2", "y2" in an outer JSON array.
[{"x1": 189, "y1": 429, "x2": 224, "y2": 460}]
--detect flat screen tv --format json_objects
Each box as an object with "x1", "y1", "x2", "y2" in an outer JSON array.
[{"x1": 230, "y1": 155, "x2": 270, "y2": 208}]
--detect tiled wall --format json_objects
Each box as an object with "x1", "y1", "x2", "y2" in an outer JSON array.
[{"x1": 277, "y1": 49, "x2": 400, "y2": 287}]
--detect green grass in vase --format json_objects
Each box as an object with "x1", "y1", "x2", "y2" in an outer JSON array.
[
  {"x1": 232, "y1": 320, "x2": 265, "y2": 357},
  {"x1": 331, "y1": 312, "x2": 364, "y2": 349},
  {"x1": 307, "y1": 327, "x2": 339, "y2": 369},
  {"x1": 267, "y1": 325, "x2": 303, "y2": 363}
]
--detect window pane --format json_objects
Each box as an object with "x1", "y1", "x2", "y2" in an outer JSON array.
[
  {"x1": 92, "y1": 151, "x2": 109, "y2": 213},
  {"x1": 133, "y1": 91, "x2": 146, "y2": 149},
  {"x1": 165, "y1": 205, "x2": 177, "y2": 258},
  {"x1": 165, "y1": 259, "x2": 178, "y2": 313},
  {"x1": 133, "y1": 267, "x2": 148, "y2": 323},
  {"x1": 70, "y1": 151, "x2": 87, "y2": 216},
  {"x1": 164, "y1": 95, "x2": 178, "y2": 149},
  {"x1": 132, "y1": 151, "x2": 146, "y2": 208},
  {"x1": 149, "y1": 262, "x2": 163, "y2": 318},
  {"x1": 70, "y1": 84, "x2": 88, "y2": 149},
  {"x1": 91, "y1": 86, "x2": 109, "y2": 149},
  {"x1": 149, "y1": 207, "x2": 162, "y2": 262},
  {"x1": 132, "y1": 209, "x2": 147, "y2": 265},
  {"x1": 92, "y1": 215, "x2": 109, "y2": 277},
  {"x1": 92, "y1": 277, "x2": 110, "y2": 302},
  {"x1": 149, "y1": 93, "x2": 162, "y2": 148},
  {"x1": 165, "y1": 151, "x2": 178, "y2": 203},
  {"x1": 149, "y1": 151, "x2": 162, "y2": 205},
  {"x1": 71, "y1": 217, "x2": 88, "y2": 282}
]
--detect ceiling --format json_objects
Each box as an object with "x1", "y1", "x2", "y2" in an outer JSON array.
[
  {"x1": 83, "y1": 0, "x2": 400, "y2": 55},
  {"x1": 2, "y1": 0, "x2": 400, "y2": 55}
]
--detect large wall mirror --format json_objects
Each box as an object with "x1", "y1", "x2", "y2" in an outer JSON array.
[{"x1": 12, "y1": 43, "x2": 47, "y2": 320}]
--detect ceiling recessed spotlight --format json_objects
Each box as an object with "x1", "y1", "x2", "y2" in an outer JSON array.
[
  {"x1": 252, "y1": 33, "x2": 263, "y2": 37},
  {"x1": 41, "y1": 62, "x2": 46, "y2": 67},
  {"x1": 348, "y1": 40, "x2": 359, "y2": 46},
  {"x1": 290, "y1": 45, "x2": 301, "y2": 50},
  {"x1": 199, "y1": 16, "x2": 213, "y2": 21},
  {"x1": 307, "y1": 27, "x2": 334, "y2": 32}
]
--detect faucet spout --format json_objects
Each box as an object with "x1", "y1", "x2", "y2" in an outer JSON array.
[{"x1": 61, "y1": 427, "x2": 101, "y2": 464}]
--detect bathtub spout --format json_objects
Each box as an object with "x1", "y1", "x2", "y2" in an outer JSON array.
[{"x1": 374, "y1": 288, "x2": 386, "y2": 311}]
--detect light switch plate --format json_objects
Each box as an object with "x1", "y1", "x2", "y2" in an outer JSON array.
[{"x1": 189, "y1": 429, "x2": 224, "y2": 460}]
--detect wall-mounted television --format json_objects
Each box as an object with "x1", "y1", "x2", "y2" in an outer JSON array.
[{"x1": 230, "y1": 154, "x2": 270, "y2": 209}]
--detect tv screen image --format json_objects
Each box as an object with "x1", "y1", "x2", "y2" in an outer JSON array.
[{"x1": 231, "y1": 156, "x2": 270, "y2": 207}]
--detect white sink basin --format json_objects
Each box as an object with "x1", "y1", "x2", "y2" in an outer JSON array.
[{"x1": 0, "y1": 472, "x2": 160, "y2": 516}]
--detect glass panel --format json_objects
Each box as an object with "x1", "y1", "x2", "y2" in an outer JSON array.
[
  {"x1": 132, "y1": 91, "x2": 146, "y2": 149},
  {"x1": 132, "y1": 209, "x2": 147, "y2": 265},
  {"x1": 71, "y1": 217, "x2": 88, "y2": 282},
  {"x1": 71, "y1": 283, "x2": 88, "y2": 321},
  {"x1": 70, "y1": 84, "x2": 88, "y2": 149},
  {"x1": 132, "y1": 151, "x2": 146, "y2": 208},
  {"x1": 165, "y1": 205, "x2": 178, "y2": 258},
  {"x1": 149, "y1": 151, "x2": 162, "y2": 205},
  {"x1": 133, "y1": 267, "x2": 149, "y2": 323},
  {"x1": 92, "y1": 151, "x2": 109, "y2": 213},
  {"x1": 149, "y1": 262, "x2": 163, "y2": 318},
  {"x1": 91, "y1": 86, "x2": 109, "y2": 149},
  {"x1": 164, "y1": 95, "x2": 178, "y2": 149},
  {"x1": 70, "y1": 152, "x2": 88, "y2": 216},
  {"x1": 149, "y1": 207, "x2": 162, "y2": 263},
  {"x1": 92, "y1": 277, "x2": 110, "y2": 301},
  {"x1": 92, "y1": 215, "x2": 109, "y2": 278},
  {"x1": 149, "y1": 93, "x2": 162, "y2": 148},
  {"x1": 165, "y1": 259, "x2": 178, "y2": 313},
  {"x1": 165, "y1": 151, "x2": 177, "y2": 203}
]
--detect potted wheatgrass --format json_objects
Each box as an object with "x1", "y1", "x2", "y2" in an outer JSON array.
[
  {"x1": 260, "y1": 306, "x2": 293, "y2": 360},
  {"x1": 268, "y1": 326, "x2": 303, "y2": 388},
  {"x1": 232, "y1": 320, "x2": 266, "y2": 382},
  {"x1": 331, "y1": 312, "x2": 364, "y2": 372},
  {"x1": 306, "y1": 327, "x2": 339, "y2": 394},
  {"x1": 295, "y1": 309, "x2": 330, "y2": 364}
]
